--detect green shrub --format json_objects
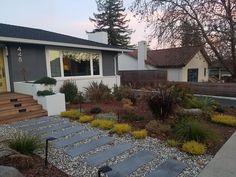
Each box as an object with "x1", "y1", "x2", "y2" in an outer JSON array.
[
  {"x1": 131, "y1": 129, "x2": 147, "y2": 139},
  {"x1": 34, "y1": 77, "x2": 57, "y2": 85},
  {"x1": 145, "y1": 120, "x2": 171, "y2": 135},
  {"x1": 167, "y1": 139, "x2": 180, "y2": 147},
  {"x1": 183, "y1": 97, "x2": 218, "y2": 112},
  {"x1": 90, "y1": 107, "x2": 102, "y2": 114},
  {"x1": 148, "y1": 84, "x2": 177, "y2": 120},
  {"x1": 172, "y1": 84, "x2": 192, "y2": 104},
  {"x1": 37, "y1": 90, "x2": 55, "y2": 96},
  {"x1": 121, "y1": 113, "x2": 144, "y2": 121},
  {"x1": 211, "y1": 114, "x2": 236, "y2": 126},
  {"x1": 172, "y1": 118, "x2": 214, "y2": 142},
  {"x1": 8, "y1": 134, "x2": 42, "y2": 155},
  {"x1": 71, "y1": 92, "x2": 85, "y2": 104},
  {"x1": 91, "y1": 119, "x2": 115, "y2": 130},
  {"x1": 85, "y1": 81, "x2": 112, "y2": 102},
  {"x1": 215, "y1": 106, "x2": 225, "y2": 113},
  {"x1": 112, "y1": 123, "x2": 131, "y2": 135},
  {"x1": 60, "y1": 110, "x2": 81, "y2": 119},
  {"x1": 60, "y1": 80, "x2": 78, "y2": 102},
  {"x1": 182, "y1": 141, "x2": 206, "y2": 155},
  {"x1": 95, "y1": 113, "x2": 118, "y2": 121},
  {"x1": 113, "y1": 85, "x2": 133, "y2": 101}
]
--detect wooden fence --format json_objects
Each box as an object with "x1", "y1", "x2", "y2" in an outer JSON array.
[
  {"x1": 119, "y1": 70, "x2": 167, "y2": 88},
  {"x1": 119, "y1": 71, "x2": 236, "y2": 97},
  {"x1": 183, "y1": 82, "x2": 236, "y2": 97}
]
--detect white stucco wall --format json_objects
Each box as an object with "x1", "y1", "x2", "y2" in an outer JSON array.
[
  {"x1": 54, "y1": 75, "x2": 120, "y2": 93},
  {"x1": 167, "y1": 69, "x2": 182, "y2": 81},
  {"x1": 118, "y1": 54, "x2": 155, "y2": 71},
  {"x1": 182, "y1": 51, "x2": 209, "y2": 82},
  {"x1": 118, "y1": 51, "x2": 208, "y2": 82}
]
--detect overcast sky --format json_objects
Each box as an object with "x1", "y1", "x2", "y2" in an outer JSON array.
[{"x1": 0, "y1": 0, "x2": 150, "y2": 46}]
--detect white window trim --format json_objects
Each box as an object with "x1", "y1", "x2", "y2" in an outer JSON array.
[
  {"x1": 45, "y1": 48, "x2": 103, "y2": 79},
  {"x1": 3, "y1": 48, "x2": 11, "y2": 92}
]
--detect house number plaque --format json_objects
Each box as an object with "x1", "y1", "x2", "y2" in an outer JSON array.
[{"x1": 17, "y1": 47, "x2": 23, "y2": 63}]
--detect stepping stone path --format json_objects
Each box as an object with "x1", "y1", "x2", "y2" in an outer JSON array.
[
  {"x1": 66, "y1": 136, "x2": 113, "y2": 157},
  {"x1": 107, "y1": 150, "x2": 156, "y2": 177},
  {"x1": 145, "y1": 159, "x2": 186, "y2": 177},
  {"x1": 83, "y1": 143, "x2": 133, "y2": 166},
  {"x1": 10, "y1": 116, "x2": 187, "y2": 177},
  {"x1": 54, "y1": 131, "x2": 99, "y2": 148}
]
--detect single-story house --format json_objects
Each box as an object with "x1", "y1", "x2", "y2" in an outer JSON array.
[
  {"x1": 209, "y1": 60, "x2": 232, "y2": 81},
  {"x1": 118, "y1": 41, "x2": 210, "y2": 82},
  {"x1": 0, "y1": 23, "x2": 130, "y2": 93}
]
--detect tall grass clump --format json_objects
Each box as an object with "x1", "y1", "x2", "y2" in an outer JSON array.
[{"x1": 8, "y1": 133, "x2": 42, "y2": 155}]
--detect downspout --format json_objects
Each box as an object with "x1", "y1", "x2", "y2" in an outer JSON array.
[{"x1": 114, "y1": 52, "x2": 123, "y2": 86}]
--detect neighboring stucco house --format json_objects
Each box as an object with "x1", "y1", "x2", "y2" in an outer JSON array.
[
  {"x1": 209, "y1": 60, "x2": 232, "y2": 81},
  {"x1": 0, "y1": 23, "x2": 130, "y2": 93},
  {"x1": 118, "y1": 41, "x2": 210, "y2": 82}
]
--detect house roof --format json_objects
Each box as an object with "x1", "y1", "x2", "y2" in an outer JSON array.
[
  {"x1": 0, "y1": 23, "x2": 130, "y2": 52},
  {"x1": 127, "y1": 46, "x2": 210, "y2": 68},
  {"x1": 209, "y1": 60, "x2": 233, "y2": 73}
]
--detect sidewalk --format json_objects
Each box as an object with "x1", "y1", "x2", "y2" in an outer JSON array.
[{"x1": 198, "y1": 131, "x2": 236, "y2": 177}]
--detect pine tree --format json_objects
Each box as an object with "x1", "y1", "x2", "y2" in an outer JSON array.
[
  {"x1": 180, "y1": 20, "x2": 202, "y2": 47},
  {"x1": 89, "y1": 0, "x2": 133, "y2": 47}
]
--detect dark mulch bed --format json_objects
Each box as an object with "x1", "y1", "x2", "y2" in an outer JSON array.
[
  {"x1": 0, "y1": 155, "x2": 70, "y2": 177},
  {"x1": 67, "y1": 101, "x2": 236, "y2": 155}
]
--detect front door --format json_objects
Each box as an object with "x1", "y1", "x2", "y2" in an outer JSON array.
[
  {"x1": 0, "y1": 49, "x2": 7, "y2": 92},
  {"x1": 188, "y1": 69, "x2": 198, "y2": 82}
]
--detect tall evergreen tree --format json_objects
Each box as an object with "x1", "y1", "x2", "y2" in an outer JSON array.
[
  {"x1": 90, "y1": 0, "x2": 133, "y2": 47},
  {"x1": 180, "y1": 20, "x2": 202, "y2": 47}
]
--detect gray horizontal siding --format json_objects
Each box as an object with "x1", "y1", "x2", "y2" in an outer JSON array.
[
  {"x1": 102, "y1": 51, "x2": 117, "y2": 76},
  {"x1": 7, "y1": 43, "x2": 47, "y2": 90}
]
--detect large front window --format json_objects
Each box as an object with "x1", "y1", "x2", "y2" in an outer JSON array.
[
  {"x1": 48, "y1": 50, "x2": 101, "y2": 77},
  {"x1": 49, "y1": 50, "x2": 61, "y2": 77}
]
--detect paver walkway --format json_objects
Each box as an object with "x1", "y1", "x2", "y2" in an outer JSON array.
[{"x1": 10, "y1": 116, "x2": 186, "y2": 177}]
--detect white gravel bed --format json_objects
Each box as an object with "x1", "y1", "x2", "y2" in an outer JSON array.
[{"x1": 0, "y1": 119, "x2": 213, "y2": 177}]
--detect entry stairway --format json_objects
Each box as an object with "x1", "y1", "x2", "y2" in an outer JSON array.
[{"x1": 0, "y1": 93, "x2": 47, "y2": 124}]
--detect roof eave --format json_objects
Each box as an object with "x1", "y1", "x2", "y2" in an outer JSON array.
[
  {"x1": 0, "y1": 36, "x2": 132, "y2": 52},
  {"x1": 155, "y1": 65, "x2": 185, "y2": 68}
]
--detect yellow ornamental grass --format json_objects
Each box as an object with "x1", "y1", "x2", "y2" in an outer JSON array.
[
  {"x1": 211, "y1": 114, "x2": 236, "y2": 126},
  {"x1": 79, "y1": 115, "x2": 94, "y2": 123},
  {"x1": 91, "y1": 119, "x2": 115, "y2": 130},
  {"x1": 167, "y1": 139, "x2": 180, "y2": 147},
  {"x1": 182, "y1": 141, "x2": 206, "y2": 155},
  {"x1": 112, "y1": 123, "x2": 131, "y2": 135},
  {"x1": 131, "y1": 130, "x2": 147, "y2": 139},
  {"x1": 60, "y1": 110, "x2": 81, "y2": 120}
]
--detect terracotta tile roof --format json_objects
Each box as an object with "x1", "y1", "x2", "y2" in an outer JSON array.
[{"x1": 127, "y1": 46, "x2": 210, "y2": 68}]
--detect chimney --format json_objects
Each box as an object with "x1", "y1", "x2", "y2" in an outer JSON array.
[
  {"x1": 87, "y1": 31, "x2": 108, "y2": 44},
  {"x1": 138, "y1": 41, "x2": 147, "y2": 70}
]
